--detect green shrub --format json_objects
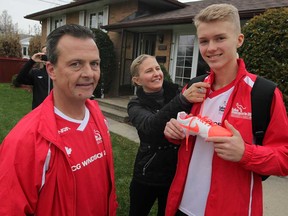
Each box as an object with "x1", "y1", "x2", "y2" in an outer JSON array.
[
  {"x1": 11, "y1": 74, "x2": 21, "y2": 87},
  {"x1": 160, "y1": 64, "x2": 173, "y2": 82},
  {"x1": 91, "y1": 29, "x2": 117, "y2": 98},
  {"x1": 239, "y1": 7, "x2": 288, "y2": 111}
]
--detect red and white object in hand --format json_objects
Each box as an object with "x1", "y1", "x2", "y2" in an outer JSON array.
[{"x1": 177, "y1": 111, "x2": 232, "y2": 139}]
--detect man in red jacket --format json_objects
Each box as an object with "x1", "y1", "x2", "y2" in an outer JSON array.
[
  {"x1": 0, "y1": 24, "x2": 117, "y2": 216},
  {"x1": 164, "y1": 4, "x2": 288, "y2": 216}
]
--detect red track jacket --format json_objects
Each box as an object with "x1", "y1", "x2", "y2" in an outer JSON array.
[
  {"x1": 166, "y1": 59, "x2": 288, "y2": 216},
  {"x1": 0, "y1": 93, "x2": 118, "y2": 216}
]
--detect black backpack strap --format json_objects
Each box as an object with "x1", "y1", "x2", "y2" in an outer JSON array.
[
  {"x1": 251, "y1": 76, "x2": 277, "y2": 145},
  {"x1": 186, "y1": 74, "x2": 209, "y2": 88},
  {"x1": 251, "y1": 76, "x2": 277, "y2": 181}
]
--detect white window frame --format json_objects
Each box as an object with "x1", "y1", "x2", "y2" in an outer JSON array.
[
  {"x1": 86, "y1": 6, "x2": 108, "y2": 31},
  {"x1": 169, "y1": 32, "x2": 200, "y2": 87},
  {"x1": 79, "y1": 11, "x2": 85, "y2": 26},
  {"x1": 46, "y1": 17, "x2": 51, "y2": 36},
  {"x1": 22, "y1": 46, "x2": 29, "y2": 58},
  {"x1": 51, "y1": 15, "x2": 66, "y2": 32}
]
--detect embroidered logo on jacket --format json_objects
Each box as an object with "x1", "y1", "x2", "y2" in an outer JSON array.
[
  {"x1": 94, "y1": 130, "x2": 103, "y2": 144},
  {"x1": 71, "y1": 150, "x2": 107, "y2": 172},
  {"x1": 231, "y1": 103, "x2": 251, "y2": 119},
  {"x1": 65, "y1": 146, "x2": 72, "y2": 157},
  {"x1": 58, "y1": 127, "x2": 71, "y2": 134}
]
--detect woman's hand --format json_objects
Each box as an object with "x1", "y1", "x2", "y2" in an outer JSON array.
[
  {"x1": 31, "y1": 52, "x2": 46, "y2": 63},
  {"x1": 182, "y1": 82, "x2": 210, "y2": 103}
]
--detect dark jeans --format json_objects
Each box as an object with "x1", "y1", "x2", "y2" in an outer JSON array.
[{"x1": 129, "y1": 179, "x2": 170, "y2": 216}]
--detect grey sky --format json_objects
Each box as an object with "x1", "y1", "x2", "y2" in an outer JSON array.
[
  {"x1": 0, "y1": 0, "x2": 69, "y2": 34},
  {"x1": 0, "y1": 0, "x2": 200, "y2": 34}
]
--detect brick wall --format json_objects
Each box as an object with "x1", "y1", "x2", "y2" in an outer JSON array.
[
  {"x1": 41, "y1": 20, "x2": 48, "y2": 45},
  {"x1": 155, "y1": 30, "x2": 173, "y2": 71},
  {"x1": 66, "y1": 12, "x2": 79, "y2": 25},
  {"x1": 109, "y1": 1, "x2": 138, "y2": 52}
]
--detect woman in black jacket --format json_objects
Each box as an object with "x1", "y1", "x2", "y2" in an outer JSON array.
[
  {"x1": 127, "y1": 54, "x2": 208, "y2": 216},
  {"x1": 15, "y1": 46, "x2": 53, "y2": 109}
]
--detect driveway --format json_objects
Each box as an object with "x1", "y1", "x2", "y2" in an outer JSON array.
[{"x1": 263, "y1": 176, "x2": 288, "y2": 216}]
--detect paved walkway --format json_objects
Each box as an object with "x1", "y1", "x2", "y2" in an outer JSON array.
[
  {"x1": 106, "y1": 117, "x2": 288, "y2": 216},
  {"x1": 107, "y1": 117, "x2": 139, "y2": 143},
  {"x1": 263, "y1": 176, "x2": 288, "y2": 216}
]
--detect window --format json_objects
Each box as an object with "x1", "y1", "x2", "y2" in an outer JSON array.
[
  {"x1": 54, "y1": 18, "x2": 63, "y2": 29},
  {"x1": 23, "y1": 47, "x2": 27, "y2": 56},
  {"x1": 88, "y1": 11, "x2": 103, "y2": 29},
  {"x1": 86, "y1": 7, "x2": 108, "y2": 30},
  {"x1": 174, "y1": 35, "x2": 195, "y2": 87},
  {"x1": 51, "y1": 16, "x2": 66, "y2": 31},
  {"x1": 98, "y1": 11, "x2": 104, "y2": 27}
]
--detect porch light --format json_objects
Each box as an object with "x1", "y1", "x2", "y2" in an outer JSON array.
[{"x1": 158, "y1": 33, "x2": 164, "y2": 43}]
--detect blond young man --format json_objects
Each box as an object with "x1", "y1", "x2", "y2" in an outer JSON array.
[{"x1": 164, "y1": 4, "x2": 288, "y2": 216}]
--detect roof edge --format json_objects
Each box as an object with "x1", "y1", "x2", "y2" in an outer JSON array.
[
  {"x1": 25, "y1": 0, "x2": 98, "y2": 19},
  {"x1": 102, "y1": 8, "x2": 266, "y2": 31},
  {"x1": 164, "y1": 0, "x2": 188, "y2": 8}
]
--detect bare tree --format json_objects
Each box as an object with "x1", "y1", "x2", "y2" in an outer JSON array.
[
  {"x1": 0, "y1": 10, "x2": 17, "y2": 34},
  {"x1": 0, "y1": 10, "x2": 22, "y2": 57}
]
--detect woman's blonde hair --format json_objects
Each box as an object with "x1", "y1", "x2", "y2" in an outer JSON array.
[
  {"x1": 130, "y1": 54, "x2": 155, "y2": 86},
  {"x1": 194, "y1": 4, "x2": 241, "y2": 34}
]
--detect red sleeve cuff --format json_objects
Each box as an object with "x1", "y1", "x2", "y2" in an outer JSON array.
[{"x1": 239, "y1": 143, "x2": 254, "y2": 165}]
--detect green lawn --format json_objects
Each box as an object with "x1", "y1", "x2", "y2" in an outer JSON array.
[
  {"x1": 0, "y1": 83, "x2": 157, "y2": 216},
  {"x1": 0, "y1": 84, "x2": 32, "y2": 141}
]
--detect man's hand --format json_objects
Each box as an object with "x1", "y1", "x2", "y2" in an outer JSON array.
[
  {"x1": 164, "y1": 118, "x2": 185, "y2": 140},
  {"x1": 206, "y1": 120, "x2": 245, "y2": 162}
]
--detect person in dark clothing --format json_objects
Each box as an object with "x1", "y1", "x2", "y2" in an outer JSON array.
[
  {"x1": 15, "y1": 46, "x2": 53, "y2": 109},
  {"x1": 127, "y1": 54, "x2": 210, "y2": 216}
]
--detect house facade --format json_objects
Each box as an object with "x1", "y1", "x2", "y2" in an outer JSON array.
[
  {"x1": 20, "y1": 36, "x2": 32, "y2": 59},
  {"x1": 24, "y1": 0, "x2": 288, "y2": 97}
]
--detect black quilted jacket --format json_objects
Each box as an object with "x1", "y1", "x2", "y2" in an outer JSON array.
[
  {"x1": 127, "y1": 81, "x2": 192, "y2": 186},
  {"x1": 15, "y1": 59, "x2": 52, "y2": 109}
]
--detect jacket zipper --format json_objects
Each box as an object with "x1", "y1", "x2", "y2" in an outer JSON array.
[{"x1": 142, "y1": 153, "x2": 156, "y2": 176}]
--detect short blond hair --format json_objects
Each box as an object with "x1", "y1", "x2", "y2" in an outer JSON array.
[
  {"x1": 130, "y1": 54, "x2": 155, "y2": 86},
  {"x1": 194, "y1": 4, "x2": 241, "y2": 34}
]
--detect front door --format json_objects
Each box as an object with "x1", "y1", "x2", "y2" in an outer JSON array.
[
  {"x1": 119, "y1": 31, "x2": 136, "y2": 95},
  {"x1": 140, "y1": 33, "x2": 156, "y2": 56},
  {"x1": 119, "y1": 32, "x2": 157, "y2": 95}
]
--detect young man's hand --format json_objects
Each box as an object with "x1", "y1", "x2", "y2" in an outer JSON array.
[
  {"x1": 206, "y1": 120, "x2": 245, "y2": 162},
  {"x1": 164, "y1": 118, "x2": 186, "y2": 140}
]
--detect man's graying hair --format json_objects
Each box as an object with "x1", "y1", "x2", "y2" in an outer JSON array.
[{"x1": 46, "y1": 24, "x2": 95, "y2": 65}]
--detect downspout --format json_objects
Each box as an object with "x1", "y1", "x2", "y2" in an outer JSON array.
[{"x1": 119, "y1": 28, "x2": 125, "y2": 95}]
